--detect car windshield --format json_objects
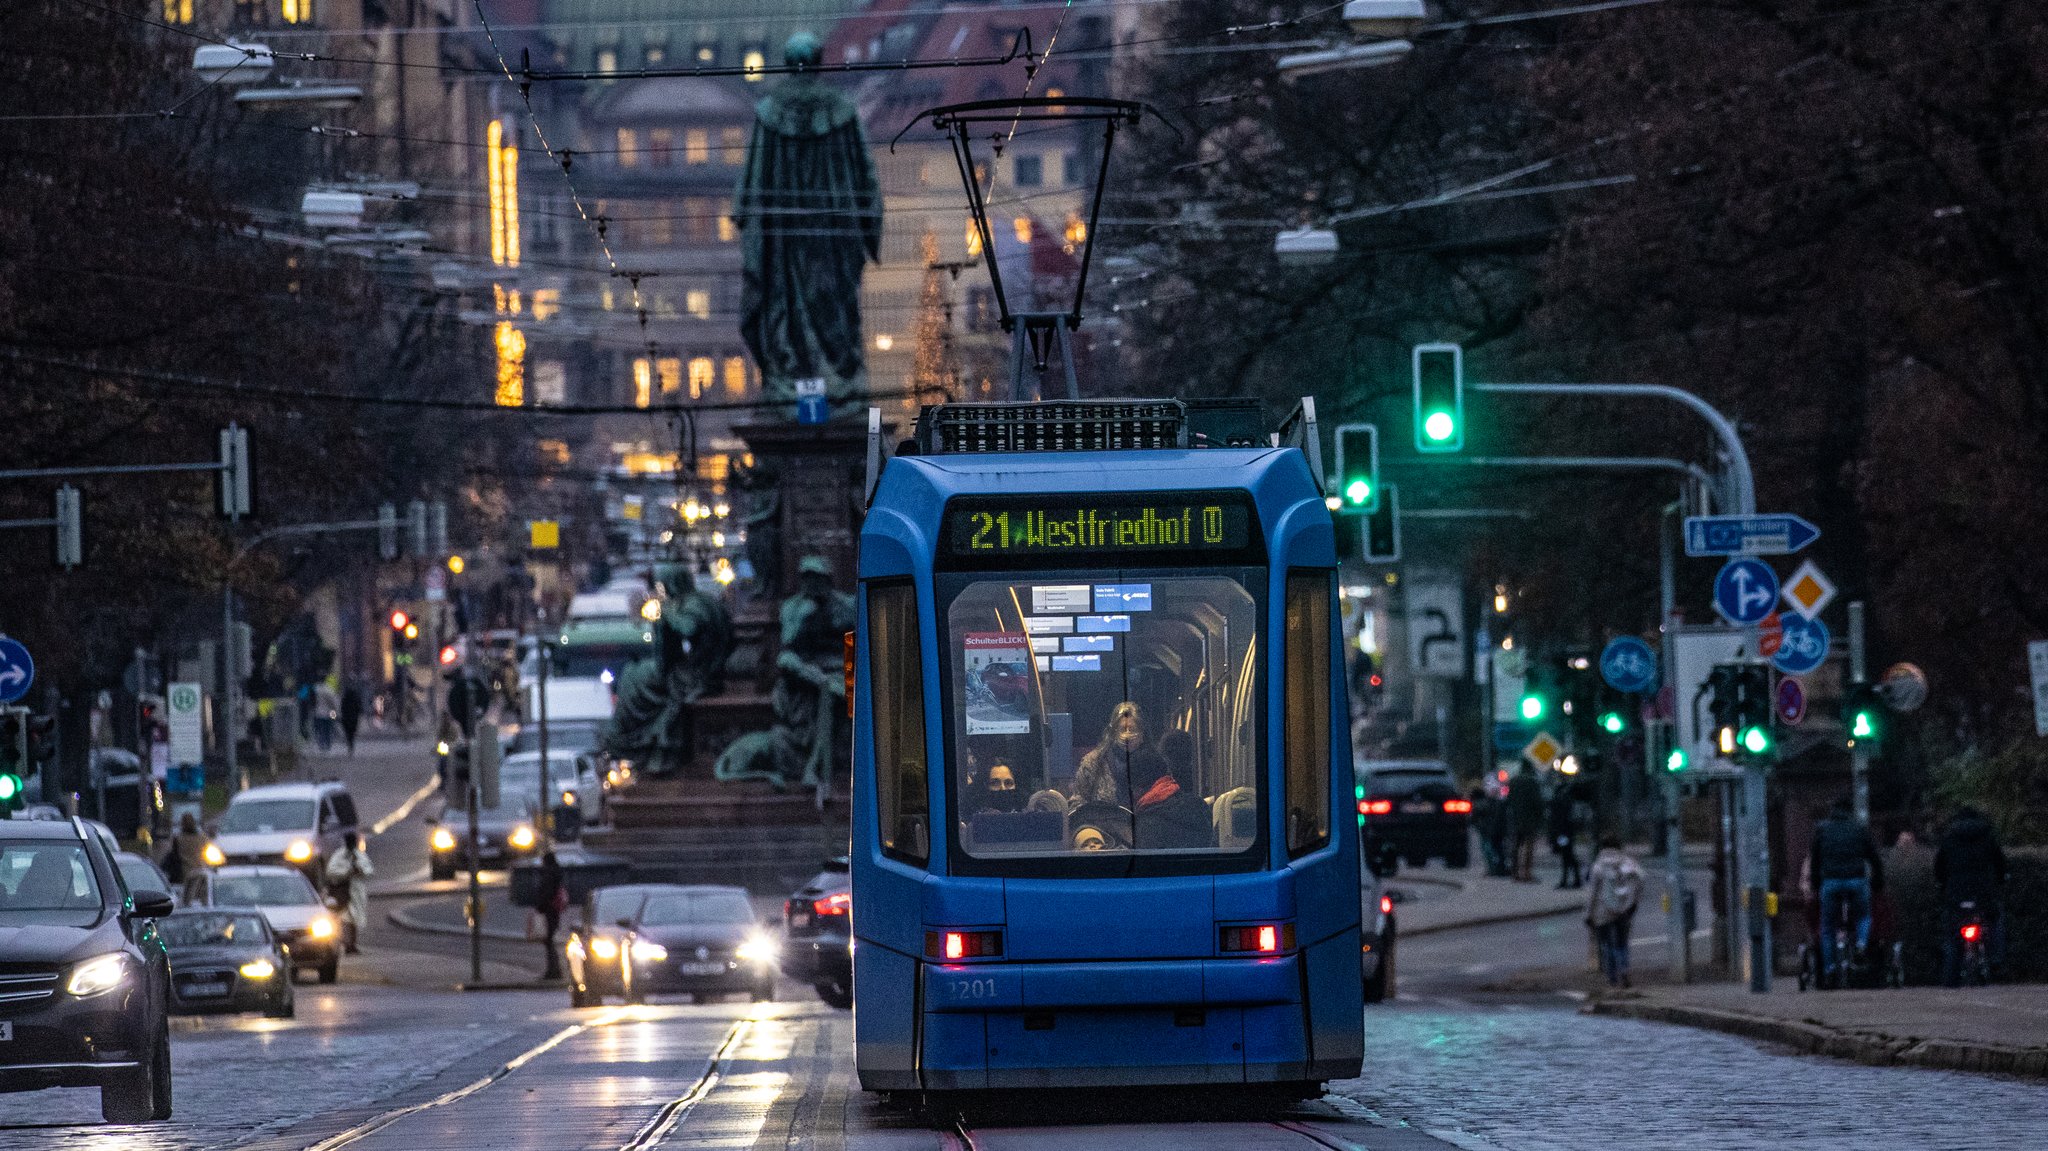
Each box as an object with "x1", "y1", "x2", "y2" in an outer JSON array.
[
  {"x1": 590, "y1": 888, "x2": 644, "y2": 925},
  {"x1": 0, "y1": 842, "x2": 102, "y2": 923},
  {"x1": 212, "y1": 872, "x2": 317, "y2": 906},
  {"x1": 503, "y1": 755, "x2": 584, "y2": 783},
  {"x1": 161, "y1": 913, "x2": 269, "y2": 947},
  {"x1": 117, "y1": 856, "x2": 168, "y2": 895},
  {"x1": 639, "y1": 891, "x2": 754, "y2": 927},
  {"x1": 553, "y1": 641, "x2": 648, "y2": 678},
  {"x1": 943, "y1": 572, "x2": 1262, "y2": 873},
  {"x1": 219, "y1": 799, "x2": 316, "y2": 834}
]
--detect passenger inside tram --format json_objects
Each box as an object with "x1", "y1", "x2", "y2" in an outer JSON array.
[
  {"x1": 1132, "y1": 730, "x2": 1211, "y2": 849},
  {"x1": 1072, "y1": 701, "x2": 1166, "y2": 811}
]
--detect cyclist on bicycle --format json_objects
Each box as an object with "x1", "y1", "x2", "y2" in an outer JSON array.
[
  {"x1": 1935, "y1": 805, "x2": 2009, "y2": 986},
  {"x1": 1806, "y1": 797, "x2": 1885, "y2": 981}
]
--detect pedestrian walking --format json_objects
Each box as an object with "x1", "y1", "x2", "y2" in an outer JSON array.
[
  {"x1": 1549, "y1": 781, "x2": 1583, "y2": 889},
  {"x1": 1586, "y1": 835, "x2": 1644, "y2": 987},
  {"x1": 323, "y1": 831, "x2": 374, "y2": 955},
  {"x1": 339, "y1": 681, "x2": 364, "y2": 756},
  {"x1": 1507, "y1": 763, "x2": 1545, "y2": 882},
  {"x1": 312, "y1": 682, "x2": 340, "y2": 753},
  {"x1": 164, "y1": 811, "x2": 209, "y2": 886},
  {"x1": 535, "y1": 851, "x2": 568, "y2": 980}
]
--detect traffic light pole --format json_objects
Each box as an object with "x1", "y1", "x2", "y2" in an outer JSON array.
[{"x1": 1848, "y1": 601, "x2": 1869, "y2": 825}]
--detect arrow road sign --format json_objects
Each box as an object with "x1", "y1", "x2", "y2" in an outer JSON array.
[
  {"x1": 0, "y1": 637, "x2": 34, "y2": 704},
  {"x1": 1599, "y1": 636, "x2": 1659, "y2": 694},
  {"x1": 1684, "y1": 514, "x2": 1820, "y2": 557},
  {"x1": 1714, "y1": 558, "x2": 1780, "y2": 626},
  {"x1": 1771, "y1": 613, "x2": 1831, "y2": 676}
]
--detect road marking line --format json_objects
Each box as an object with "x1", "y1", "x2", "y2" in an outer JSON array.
[
  {"x1": 297, "y1": 1006, "x2": 628, "y2": 1151},
  {"x1": 370, "y1": 775, "x2": 441, "y2": 836},
  {"x1": 618, "y1": 1018, "x2": 751, "y2": 1151}
]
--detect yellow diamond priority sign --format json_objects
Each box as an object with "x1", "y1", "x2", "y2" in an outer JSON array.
[
  {"x1": 1781, "y1": 559, "x2": 1836, "y2": 620},
  {"x1": 1522, "y1": 731, "x2": 1564, "y2": 768},
  {"x1": 529, "y1": 519, "x2": 560, "y2": 550}
]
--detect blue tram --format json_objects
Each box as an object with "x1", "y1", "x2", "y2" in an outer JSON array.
[{"x1": 850, "y1": 399, "x2": 1363, "y2": 1095}]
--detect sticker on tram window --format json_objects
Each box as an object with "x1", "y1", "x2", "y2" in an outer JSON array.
[
  {"x1": 1023, "y1": 616, "x2": 1074, "y2": 635},
  {"x1": 1051, "y1": 655, "x2": 1101, "y2": 672},
  {"x1": 1093, "y1": 583, "x2": 1152, "y2": 612},
  {"x1": 944, "y1": 492, "x2": 1256, "y2": 558},
  {"x1": 1063, "y1": 635, "x2": 1115, "y2": 653},
  {"x1": 1031, "y1": 585, "x2": 1092, "y2": 614},
  {"x1": 1028, "y1": 637, "x2": 1061, "y2": 654},
  {"x1": 1035, "y1": 656, "x2": 1051, "y2": 671},
  {"x1": 1076, "y1": 614, "x2": 1131, "y2": 633},
  {"x1": 962, "y1": 633, "x2": 1033, "y2": 735}
]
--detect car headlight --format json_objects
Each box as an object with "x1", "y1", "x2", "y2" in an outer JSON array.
[
  {"x1": 239, "y1": 958, "x2": 277, "y2": 980},
  {"x1": 285, "y1": 840, "x2": 315, "y2": 863},
  {"x1": 560, "y1": 790, "x2": 578, "y2": 807},
  {"x1": 588, "y1": 937, "x2": 619, "y2": 961},
  {"x1": 67, "y1": 953, "x2": 129, "y2": 998},
  {"x1": 606, "y1": 768, "x2": 624, "y2": 787},
  {"x1": 630, "y1": 940, "x2": 668, "y2": 962},
  {"x1": 436, "y1": 740, "x2": 451, "y2": 756},
  {"x1": 308, "y1": 916, "x2": 337, "y2": 940},
  {"x1": 566, "y1": 936, "x2": 586, "y2": 959},
  {"x1": 202, "y1": 843, "x2": 226, "y2": 867},
  {"x1": 509, "y1": 825, "x2": 536, "y2": 850},
  {"x1": 431, "y1": 827, "x2": 458, "y2": 852},
  {"x1": 736, "y1": 933, "x2": 780, "y2": 965}
]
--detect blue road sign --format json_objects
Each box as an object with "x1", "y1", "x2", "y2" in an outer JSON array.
[
  {"x1": 794, "y1": 378, "x2": 829, "y2": 425},
  {"x1": 1772, "y1": 613, "x2": 1831, "y2": 676},
  {"x1": 1599, "y1": 637, "x2": 1659, "y2": 694},
  {"x1": 1684, "y1": 514, "x2": 1820, "y2": 557},
  {"x1": 0, "y1": 638, "x2": 33, "y2": 704},
  {"x1": 1714, "y1": 559, "x2": 1780, "y2": 625}
]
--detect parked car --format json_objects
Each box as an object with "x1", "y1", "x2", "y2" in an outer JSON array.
[
  {"x1": 782, "y1": 858, "x2": 852, "y2": 1008},
  {"x1": 182, "y1": 865, "x2": 340, "y2": 984},
  {"x1": 428, "y1": 794, "x2": 542, "y2": 880},
  {"x1": 157, "y1": 908, "x2": 294, "y2": 1018},
  {"x1": 1357, "y1": 759, "x2": 1472, "y2": 871},
  {"x1": 0, "y1": 816, "x2": 176, "y2": 1123},
  {"x1": 206, "y1": 780, "x2": 359, "y2": 878}
]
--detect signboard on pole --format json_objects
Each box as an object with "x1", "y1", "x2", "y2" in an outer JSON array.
[
  {"x1": 1781, "y1": 559, "x2": 1837, "y2": 620},
  {"x1": 0, "y1": 638, "x2": 34, "y2": 705},
  {"x1": 1404, "y1": 582, "x2": 1465, "y2": 679},
  {"x1": 1599, "y1": 636, "x2": 1658, "y2": 694},
  {"x1": 794, "y1": 377, "x2": 829, "y2": 425},
  {"x1": 1713, "y1": 559, "x2": 1779, "y2": 626},
  {"x1": 1776, "y1": 676, "x2": 1807, "y2": 726},
  {"x1": 1683, "y1": 513, "x2": 1819, "y2": 557},
  {"x1": 167, "y1": 682, "x2": 204, "y2": 768},
  {"x1": 1671, "y1": 627, "x2": 1749, "y2": 770},
  {"x1": 1771, "y1": 614, "x2": 1830, "y2": 676}
]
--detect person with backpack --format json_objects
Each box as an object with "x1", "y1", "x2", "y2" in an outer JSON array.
[
  {"x1": 1586, "y1": 835, "x2": 1644, "y2": 988},
  {"x1": 1806, "y1": 796, "x2": 1885, "y2": 979},
  {"x1": 323, "y1": 831, "x2": 374, "y2": 955}
]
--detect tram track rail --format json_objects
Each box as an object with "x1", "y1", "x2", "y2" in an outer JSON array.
[
  {"x1": 944, "y1": 1106, "x2": 1385, "y2": 1151},
  {"x1": 617, "y1": 1018, "x2": 752, "y2": 1151}
]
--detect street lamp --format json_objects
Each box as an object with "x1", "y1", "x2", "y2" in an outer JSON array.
[
  {"x1": 1274, "y1": 226, "x2": 1338, "y2": 265},
  {"x1": 1345, "y1": 0, "x2": 1429, "y2": 36},
  {"x1": 1275, "y1": 39, "x2": 1412, "y2": 81},
  {"x1": 192, "y1": 42, "x2": 274, "y2": 85}
]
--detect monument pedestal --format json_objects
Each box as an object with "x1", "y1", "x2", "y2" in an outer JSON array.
[{"x1": 735, "y1": 419, "x2": 873, "y2": 600}]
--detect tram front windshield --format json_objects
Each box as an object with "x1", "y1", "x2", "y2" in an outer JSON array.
[{"x1": 944, "y1": 572, "x2": 1262, "y2": 873}]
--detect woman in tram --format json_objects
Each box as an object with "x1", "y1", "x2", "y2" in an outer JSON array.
[{"x1": 1072, "y1": 701, "x2": 1165, "y2": 811}]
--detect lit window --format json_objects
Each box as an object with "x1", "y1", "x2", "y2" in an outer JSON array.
[
  {"x1": 162, "y1": 0, "x2": 193, "y2": 23},
  {"x1": 596, "y1": 48, "x2": 619, "y2": 75},
  {"x1": 1013, "y1": 155, "x2": 1043, "y2": 187},
  {"x1": 685, "y1": 289, "x2": 711, "y2": 318},
  {"x1": 965, "y1": 220, "x2": 982, "y2": 258},
  {"x1": 1012, "y1": 216, "x2": 1032, "y2": 245},
  {"x1": 1063, "y1": 212, "x2": 1087, "y2": 252},
  {"x1": 633, "y1": 358, "x2": 652, "y2": 408},
  {"x1": 650, "y1": 291, "x2": 678, "y2": 319},
  {"x1": 684, "y1": 128, "x2": 710, "y2": 164},
  {"x1": 723, "y1": 357, "x2": 748, "y2": 397},
  {"x1": 718, "y1": 215, "x2": 738, "y2": 243},
  {"x1": 696, "y1": 41, "x2": 718, "y2": 64},
  {"x1": 688, "y1": 357, "x2": 715, "y2": 398},
  {"x1": 494, "y1": 322, "x2": 525, "y2": 407},
  {"x1": 646, "y1": 128, "x2": 674, "y2": 166},
  {"x1": 742, "y1": 49, "x2": 766, "y2": 80},
  {"x1": 601, "y1": 285, "x2": 616, "y2": 311},
  {"x1": 643, "y1": 39, "x2": 668, "y2": 67},
  {"x1": 532, "y1": 361, "x2": 566, "y2": 405},
  {"x1": 657, "y1": 357, "x2": 682, "y2": 395},
  {"x1": 616, "y1": 128, "x2": 638, "y2": 167},
  {"x1": 721, "y1": 127, "x2": 746, "y2": 164},
  {"x1": 281, "y1": 0, "x2": 314, "y2": 24},
  {"x1": 530, "y1": 288, "x2": 561, "y2": 322}
]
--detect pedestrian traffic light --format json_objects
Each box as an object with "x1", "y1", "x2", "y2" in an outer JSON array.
[
  {"x1": 1665, "y1": 747, "x2": 1688, "y2": 773},
  {"x1": 1842, "y1": 683, "x2": 1883, "y2": 750},
  {"x1": 1362, "y1": 483, "x2": 1400, "y2": 562},
  {"x1": 1599, "y1": 710, "x2": 1626, "y2": 735},
  {"x1": 1518, "y1": 691, "x2": 1545, "y2": 722},
  {"x1": 1412, "y1": 342, "x2": 1464, "y2": 452},
  {"x1": 1333, "y1": 423, "x2": 1380, "y2": 511}
]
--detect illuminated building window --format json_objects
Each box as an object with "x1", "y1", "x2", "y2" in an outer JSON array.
[
  {"x1": 532, "y1": 360, "x2": 566, "y2": 405},
  {"x1": 530, "y1": 288, "x2": 561, "y2": 322},
  {"x1": 163, "y1": 0, "x2": 193, "y2": 23},
  {"x1": 646, "y1": 128, "x2": 674, "y2": 166},
  {"x1": 596, "y1": 48, "x2": 618, "y2": 75},
  {"x1": 657, "y1": 357, "x2": 682, "y2": 395},
  {"x1": 616, "y1": 128, "x2": 639, "y2": 167},
  {"x1": 685, "y1": 128, "x2": 710, "y2": 165},
  {"x1": 1063, "y1": 212, "x2": 1087, "y2": 252},
  {"x1": 486, "y1": 119, "x2": 520, "y2": 268},
  {"x1": 685, "y1": 289, "x2": 711, "y2": 319},
  {"x1": 718, "y1": 214, "x2": 738, "y2": 243},
  {"x1": 494, "y1": 322, "x2": 525, "y2": 407},
  {"x1": 742, "y1": 49, "x2": 766, "y2": 80},
  {"x1": 1012, "y1": 216, "x2": 1032, "y2": 245},
  {"x1": 281, "y1": 0, "x2": 314, "y2": 24},
  {"x1": 696, "y1": 41, "x2": 718, "y2": 64},
  {"x1": 651, "y1": 291, "x2": 678, "y2": 319},
  {"x1": 688, "y1": 357, "x2": 714, "y2": 399},
  {"x1": 538, "y1": 439, "x2": 571, "y2": 466},
  {"x1": 633, "y1": 358, "x2": 652, "y2": 408},
  {"x1": 643, "y1": 36, "x2": 668, "y2": 67},
  {"x1": 721, "y1": 127, "x2": 746, "y2": 164},
  {"x1": 723, "y1": 357, "x2": 748, "y2": 397},
  {"x1": 965, "y1": 220, "x2": 982, "y2": 258},
  {"x1": 601, "y1": 284, "x2": 616, "y2": 311}
]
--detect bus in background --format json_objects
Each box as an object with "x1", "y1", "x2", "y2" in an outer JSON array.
[{"x1": 850, "y1": 398, "x2": 1362, "y2": 1100}]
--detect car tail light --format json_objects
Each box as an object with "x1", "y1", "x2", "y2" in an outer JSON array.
[
  {"x1": 813, "y1": 892, "x2": 851, "y2": 917},
  {"x1": 1443, "y1": 798, "x2": 1473, "y2": 814},
  {"x1": 1359, "y1": 799, "x2": 1393, "y2": 816},
  {"x1": 1380, "y1": 895, "x2": 1394, "y2": 915},
  {"x1": 926, "y1": 930, "x2": 1002, "y2": 960},
  {"x1": 1220, "y1": 924, "x2": 1295, "y2": 954},
  {"x1": 1961, "y1": 923, "x2": 1981, "y2": 942}
]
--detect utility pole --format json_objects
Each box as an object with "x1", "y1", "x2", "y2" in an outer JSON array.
[{"x1": 1660, "y1": 498, "x2": 1689, "y2": 984}]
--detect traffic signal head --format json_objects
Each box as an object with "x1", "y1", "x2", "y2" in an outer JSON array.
[
  {"x1": 389, "y1": 609, "x2": 411, "y2": 633},
  {"x1": 404, "y1": 623, "x2": 420, "y2": 640},
  {"x1": 447, "y1": 555, "x2": 466, "y2": 575},
  {"x1": 1412, "y1": 343, "x2": 1464, "y2": 452},
  {"x1": 1740, "y1": 725, "x2": 1772, "y2": 756},
  {"x1": 438, "y1": 644, "x2": 460, "y2": 666},
  {"x1": 1519, "y1": 692, "x2": 1545, "y2": 722},
  {"x1": 0, "y1": 772, "x2": 19, "y2": 803},
  {"x1": 1666, "y1": 747, "x2": 1688, "y2": 773},
  {"x1": 1600, "y1": 711, "x2": 1626, "y2": 735},
  {"x1": 1843, "y1": 683, "x2": 1884, "y2": 748},
  {"x1": 1333, "y1": 423, "x2": 1380, "y2": 511},
  {"x1": 1362, "y1": 483, "x2": 1400, "y2": 562}
]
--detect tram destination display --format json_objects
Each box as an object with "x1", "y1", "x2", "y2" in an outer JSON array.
[{"x1": 943, "y1": 492, "x2": 1255, "y2": 558}]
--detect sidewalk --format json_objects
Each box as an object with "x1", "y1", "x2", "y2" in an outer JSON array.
[
  {"x1": 1391, "y1": 867, "x2": 1587, "y2": 937},
  {"x1": 387, "y1": 889, "x2": 533, "y2": 943},
  {"x1": 1589, "y1": 983, "x2": 2048, "y2": 1079}
]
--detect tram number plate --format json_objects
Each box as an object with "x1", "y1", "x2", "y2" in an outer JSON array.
[
  {"x1": 942, "y1": 976, "x2": 1001, "y2": 1003},
  {"x1": 1400, "y1": 801, "x2": 1435, "y2": 814}
]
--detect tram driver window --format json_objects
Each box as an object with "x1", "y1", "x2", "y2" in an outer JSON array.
[
  {"x1": 1283, "y1": 571, "x2": 1333, "y2": 857},
  {"x1": 868, "y1": 581, "x2": 929, "y2": 864},
  {"x1": 946, "y1": 574, "x2": 1261, "y2": 867}
]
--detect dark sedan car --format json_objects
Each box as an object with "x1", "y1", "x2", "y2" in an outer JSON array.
[
  {"x1": 0, "y1": 817, "x2": 176, "y2": 1124},
  {"x1": 567, "y1": 884, "x2": 775, "y2": 1005},
  {"x1": 158, "y1": 909, "x2": 294, "y2": 1018},
  {"x1": 566, "y1": 883, "x2": 667, "y2": 1006},
  {"x1": 1358, "y1": 759, "x2": 1472, "y2": 872},
  {"x1": 427, "y1": 795, "x2": 541, "y2": 880},
  {"x1": 782, "y1": 858, "x2": 851, "y2": 1008}
]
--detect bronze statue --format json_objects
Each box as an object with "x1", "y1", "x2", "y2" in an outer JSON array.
[
  {"x1": 731, "y1": 31, "x2": 883, "y2": 408},
  {"x1": 714, "y1": 554, "x2": 855, "y2": 791},
  {"x1": 600, "y1": 564, "x2": 733, "y2": 775}
]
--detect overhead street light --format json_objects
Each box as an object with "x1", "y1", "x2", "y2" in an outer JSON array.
[
  {"x1": 192, "y1": 42, "x2": 274, "y2": 85},
  {"x1": 1345, "y1": 0, "x2": 1430, "y2": 37},
  {"x1": 1276, "y1": 39, "x2": 1412, "y2": 81},
  {"x1": 1274, "y1": 226, "x2": 1338, "y2": 265},
  {"x1": 234, "y1": 84, "x2": 364, "y2": 110}
]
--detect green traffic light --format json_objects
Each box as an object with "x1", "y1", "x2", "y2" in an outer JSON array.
[
  {"x1": 1519, "y1": 695, "x2": 1544, "y2": 722},
  {"x1": 1851, "y1": 711, "x2": 1875, "y2": 739},
  {"x1": 1666, "y1": 748, "x2": 1687, "y2": 773},
  {"x1": 0, "y1": 774, "x2": 19, "y2": 803},
  {"x1": 1422, "y1": 410, "x2": 1457, "y2": 443},
  {"x1": 1741, "y1": 726, "x2": 1771, "y2": 755},
  {"x1": 1345, "y1": 477, "x2": 1372, "y2": 506},
  {"x1": 1599, "y1": 711, "x2": 1625, "y2": 735}
]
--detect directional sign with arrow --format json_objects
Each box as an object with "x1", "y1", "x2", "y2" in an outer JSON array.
[
  {"x1": 0, "y1": 637, "x2": 34, "y2": 705},
  {"x1": 1684, "y1": 514, "x2": 1820, "y2": 557}
]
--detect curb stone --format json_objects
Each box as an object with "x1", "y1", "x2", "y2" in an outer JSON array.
[{"x1": 1585, "y1": 997, "x2": 2048, "y2": 1080}]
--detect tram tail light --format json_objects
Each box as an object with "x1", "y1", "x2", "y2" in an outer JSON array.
[
  {"x1": 1442, "y1": 798, "x2": 1473, "y2": 814},
  {"x1": 1359, "y1": 798, "x2": 1393, "y2": 816},
  {"x1": 813, "y1": 892, "x2": 851, "y2": 917},
  {"x1": 926, "y1": 930, "x2": 1002, "y2": 960},
  {"x1": 1220, "y1": 923, "x2": 1295, "y2": 954}
]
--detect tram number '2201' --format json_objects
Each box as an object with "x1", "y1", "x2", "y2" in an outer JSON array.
[
  {"x1": 944, "y1": 976, "x2": 1001, "y2": 1002},
  {"x1": 965, "y1": 505, "x2": 1228, "y2": 552}
]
